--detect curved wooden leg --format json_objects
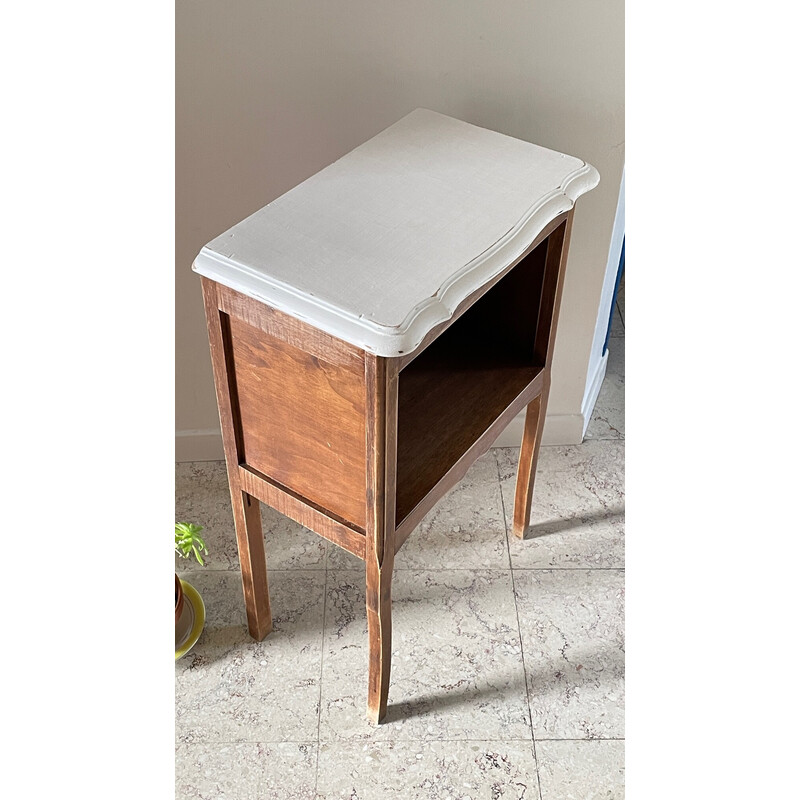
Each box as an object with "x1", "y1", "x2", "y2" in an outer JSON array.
[
  {"x1": 366, "y1": 552, "x2": 393, "y2": 723},
  {"x1": 513, "y1": 390, "x2": 548, "y2": 539},
  {"x1": 365, "y1": 354, "x2": 397, "y2": 724}
]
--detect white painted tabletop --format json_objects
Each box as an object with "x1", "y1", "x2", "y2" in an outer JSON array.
[{"x1": 193, "y1": 109, "x2": 599, "y2": 356}]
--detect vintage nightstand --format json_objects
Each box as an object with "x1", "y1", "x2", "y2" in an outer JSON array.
[{"x1": 193, "y1": 109, "x2": 599, "y2": 723}]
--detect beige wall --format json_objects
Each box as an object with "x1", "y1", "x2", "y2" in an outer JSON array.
[{"x1": 176, "y1": 0, "x2": 624, "y2": 458}]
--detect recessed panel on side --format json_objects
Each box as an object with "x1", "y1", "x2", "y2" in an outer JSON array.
[{"x1": 227, "y1": 315, "x2": 367, "y2": 530}]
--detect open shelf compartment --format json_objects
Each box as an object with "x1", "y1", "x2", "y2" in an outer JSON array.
[{"x1": 395, "y1": 233, "x2": 552, "y2": 526}]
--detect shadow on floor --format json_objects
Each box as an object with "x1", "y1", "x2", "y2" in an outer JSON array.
[
  {"x1": 383, "y1": 638, "x2": 624, "y2": 724},
  {"x1": 522, "y1": 505, "x2": 625, "y2": 539}
]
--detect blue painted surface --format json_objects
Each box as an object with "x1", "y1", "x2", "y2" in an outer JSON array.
[{"x1": 603, "y1": 236, "x2": 625, "y2": 355}]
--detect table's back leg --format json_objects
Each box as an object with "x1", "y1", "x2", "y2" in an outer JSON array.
[
  {"x1": 364, "y1": 355, "x2": 398, "y2": 723},
  {"x1": 513, "y1": 389, "x2": 548, "y2": 538},
  {"x1": 512, "y1": 212, "x2": 574, "y2": 539},
  {"x1": 202, "y1": 278, "x2": 273, "y2": 640}
]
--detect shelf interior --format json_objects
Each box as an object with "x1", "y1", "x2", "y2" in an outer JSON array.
[{"x1": 395, "y1": 235, "x2": 550, "y2": 526}]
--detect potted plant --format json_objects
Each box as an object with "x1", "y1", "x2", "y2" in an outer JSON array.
[{"x1": 175, "y1": 522, "x2": 208, "y2": 659}]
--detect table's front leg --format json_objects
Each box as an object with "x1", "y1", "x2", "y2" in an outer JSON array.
[
  {"x1": 364, "y1": 355, "x2": 398, "y2": 723},
  {"x1": 365, "y1": 528, "x2": 393, "y2": 723}
]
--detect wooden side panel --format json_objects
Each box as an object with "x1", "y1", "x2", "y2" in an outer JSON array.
[
  {"x1": 238, "y1": 466, "x2": 366, "y2": 559},
  {"x1": 227, "y1": 314, "x2": 367, "y2": 529},
  {"x1": 216, "y1": 282, "x2": 363, "y2": 370}
]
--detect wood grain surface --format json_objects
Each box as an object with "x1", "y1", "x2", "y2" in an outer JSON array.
[
  {"x1": 229, "y1": 314, "x2": 368, "y2": 529},
  {"x1": 202, "y1": 278, "x2": 273, "y2": 641},
  {"x1": 364, "y1": 355, "x2": 398, "y2": 724},
  {"x1": 513, "y1": 213, "x2": 575, "y2": 538}
]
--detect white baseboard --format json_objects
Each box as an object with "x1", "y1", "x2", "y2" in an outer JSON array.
[
  {"x1": 580, "y1": 350, "x2": 609, "y2": 439},
  {"x1": 175, "y1": 413, "x2": 587, "y2": 462},
  {"x1": 176, "y1": 359, "x2": 609, "y2": 462},
  {"x1": 175, "y1": 428, "x2": 224, "y2": 462},
  {"x1": 492, "y1": 411, "x2": 585, "y2": 447},
  {"x1": 493, "y1": 352, "x2": 609, "y2": 448}
]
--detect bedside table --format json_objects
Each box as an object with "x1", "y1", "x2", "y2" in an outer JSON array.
[{"x1": 193, "y1": 108, "x2": 599, "y2": 723}]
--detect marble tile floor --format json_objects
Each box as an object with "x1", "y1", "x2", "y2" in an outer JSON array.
[{"x1": 176, "y1": 303, "x2": 625, "y2": 799}]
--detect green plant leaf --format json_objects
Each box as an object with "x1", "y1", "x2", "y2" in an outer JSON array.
[{"x1": 175, "y1": 521, "x2": 208, "y2": 565}]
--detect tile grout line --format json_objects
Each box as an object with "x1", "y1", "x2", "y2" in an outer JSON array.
[
  {"x1": 177, "y1": 737, "x2": 623, "y2": 746},
  {"x1": 511, "y1": 567, "x2": 625, "y2": 572},
  {"x1": 180, "y1": 566, "x2": 625, "y2": 575},
  {"x1": 313, "y1": 566, "x2": 329, "y2": 797},
  {"x1": 493, "y1": 449, "x2": 544, "y2": 800},
  {"x1": 176, "y1": 740, "x2": 320, "y2": 747},
  {"x1": 536, "y1": 737, "x2": 625, "y2": 742},
  {"x1": 176, "y1": 566, "x2": 328, "y2": 575}
]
